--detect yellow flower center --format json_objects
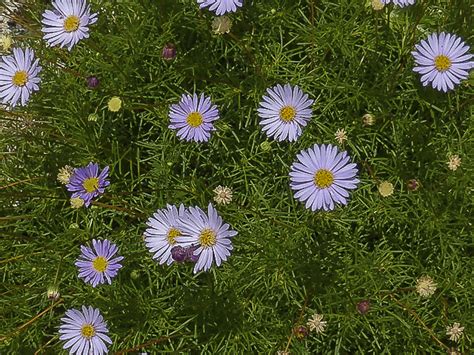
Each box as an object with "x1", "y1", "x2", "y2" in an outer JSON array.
[
  {"x1": 279, "y1": 106, "x2": 296, "y2": 122},
  {"x1": 313, "y1": 169, "x2": 334, "y2": 188},
  {"x1": 12, "y1": 71, "x2": 28, "y2": 87},
  {"x1": 82, "y1": 177, "x2": 99, "y2": 193},
  {"x1": 81, "y1": 324, "x2": 95, "y2": 339},
  {"x1": 434, "y1": 55, "x2": 451, "y2": 72},
  {"x1": 92, "y1": 256, "x2": 108, "y2": 272},
  {"x1": 167, "y1": 228, "x2": 181, "y2": 245},
  {"x1": 186, "y1": 112, "x2": 204, "y2": 127},
  {"x1": 64, "y1": 15, "x2": 80, "y2": 32},
  {"x1": 199, "y1": 228, "x2": 217, "y2": 248}
]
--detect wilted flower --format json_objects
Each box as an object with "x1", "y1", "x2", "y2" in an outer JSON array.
[
  {"x1": 371, "y1": 0, "x2": 385, "y2": 10},
  {"x1": 88, "y1": 113, "x2": 99, "y2": 122},
  {"x1": 446, "y1": 323, "x2": 464, "y2": 342},
  {"x1": 416, "y1": 276, "x2": 437, "y2": 298},
  {"x1": 70, "y1": 197, "x2": 85, "y2": 209},
  {"x1": 213, "y1": 185, "x2": 233, "y2": 205},
  {"x1": 293, "y1": 325, "x2": 309, "y2": 339},
  {"x1": 447, "y1": 155, "x2": 461, "y2": 171},
  {"x1": 363, "y1": 113, "x2": 376, "y2": 126},
  {"x1": 335, "y1": 128, "x2": 348, "y2": 144},
  {"x1": 212, "y1": 16, "x2": 232, "y2": 34},
  {"x1": 378, "y1": 181, "x2": 394, "y2": 197},
  {"x1": 47, "y1": 287, "x2": 60, "y2": 301},
  {"x1": 0, "y1": 34, "x2": 12, "y2": 52},
  {"x1": 57, "y1": 165, "x2": 74, "y2": 184},
  {"x1": 108, "y1": 97, "x2": 122, "y2": 112},
  {"x1": 307, "y1": 313, "x2": 327, "y2": 334},
  {"x1": 407, "y1": 179, "x2": 420, "y2": 191}
]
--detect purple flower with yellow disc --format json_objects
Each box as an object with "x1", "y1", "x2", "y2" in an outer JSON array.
[
  {"x1": 381, "y1": 0, "x2": 415, "y2": 7},
  {"x1": 41, "y1": 0, "x2": 98, "y2": 51},
  {"x1": 197, "y1": 0, "x2": 243, "y2": 15},
  {"x1": 169, "y1": 93, "x2": 219, "y2": 143},
  {"x1": 177, "y1": 203, "x2": 237, "y2": 273},
  {"x1": 258, "y1": 84, "x2": 313, "y2": 142},
  {"x1": 289, "y1": 144, "x2": 359, "y2": 211},
  {"x1": 75, "y1": 239, "x2": 123, "y2": 287},
  {"x1": 0, "y1": 48, "x2": 41, "y2": 107},
  {"x1": 412, "y1": 32, "x2": 474, "y2": 92},
  {"x1": 66, "y1": 162, "x2": 109, "y2": 207},
  {"x1": 59, "y1": 305, "x2": 112, "y2": 354}
]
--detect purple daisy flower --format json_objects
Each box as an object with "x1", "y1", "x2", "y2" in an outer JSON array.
[
  {"x1": 197, "y1": 0, "x2": 243, "y2": 15},
  {"x1": 0, "y1": 48, "x2": 41, "y2": 107},
  {"x1": 144, "y1": 204, "x2": 187, "y2": 265},
  {"x1": 176, "y1": 203, "x2": 237, "y2": 273},
  {"x1": 289, "y1": 144, "x2": 360, "y2": 211},
  {"x1": 412, "y1": 32, "x2": 474, "y2": 92},
  {"x1": 75, "y1": 239, "x2": 123, "y2": 287},
  {"x1": 257, "y1": 84, "x2": 314, "y2": 142},
  {"x1": 59, "y1": 305, "x2": 112, "y2": 355},
  {"x1": 41, "y1": 0, "x2": 98, "y2": 51},
  {"x1": 169, "y1": 93, "x2": 219, "y2": 143},
  {"x1": 381, "y1": 0, "x2": 415, "y2": 6},
  {"x1": 66, "y1": 162, "x2": 110, "y2": 207}
]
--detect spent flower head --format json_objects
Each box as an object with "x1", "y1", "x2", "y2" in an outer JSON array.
[
  {"x1": 212, "y1": 16, "x2": 232, "y2": 34},
  {"x1": 57, "y1": 165, "x2": 74, "y2": 184},
  {"x1": 378, "y1": 181, "x2": 394, "y2": 197},
  {"x1": 213, "y1": 185, "x2": 233, "y2": 205},
  {"x1": 335, "y1": 128, "x2": 348, "y2": 145},
  {"x1": 307, "y1": 313, "x2": 327, "y2": 334},
  {"x1": 447, "y1": 154, "x2": 461, "y2": 171},
  {"x1": 363, "y1": 113, "x2": 376, "y2": 126},
  {"x1": 70, "y1": 197, "x2": 85, "y2": 209},
  {"x1": 416, "y1": 275, "x2": 437, "y2": 298},
  {"x1": 446, "y1": 323, "x2": 464, "y2": 342}
]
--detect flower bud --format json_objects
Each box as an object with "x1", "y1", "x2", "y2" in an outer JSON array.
[
  {"x1": 357, "y1": 300, "x2": 370, "y2": 315},
  {"x1": 86, "y1": 76, "x2": 100, "y2": 89},
  {"x1": 162, "y1": 43, "x2": 177, "y2": 61},
  {"x1": 171, "y1": 246, "x2": 187, "y2": 262}
]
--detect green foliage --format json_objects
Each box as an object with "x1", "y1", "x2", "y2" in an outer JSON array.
[{"x1": 1, "y1": 0, "x2": 472, "y2": 353}]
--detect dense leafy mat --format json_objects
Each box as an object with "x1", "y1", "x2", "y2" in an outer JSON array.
[{"x1": 1, "y1": 0, "x2": 472, "y2": 353}]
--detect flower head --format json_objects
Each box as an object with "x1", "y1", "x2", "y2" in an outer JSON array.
[
  {"x1": 306, "y1": 313, "x2": 327, "y2": 334},
  {"x1": 108, "y1": 97, "x2": 122, "y2": 112},
  {"x1": 381, "y1": 0, "x2": 415, "y2": 7},
  {"x1": 289, "y1": 144, "x2": 359, "y2": 211},
  {"x1": 378, "y1": 181, "x2": 394, "y2": 197},
  {"x1": 412, "y1": 32, "x2": 474, "y2": 92},
  {"x1": 41, "y1": 0, "x2": 98, "y2": 51},
  {"x1": 335, "y1": 128, "x2": 348, "y2": 145},
  {"x1": 371, "y1": 0, "x2": 384, "y2": 10},
  {"x1": 0, "y1": 48, "x2": 41, "y2": 107},
  {"x1": 257, "y1": 84, "x2": 314, "y2": 142},
  {"x1": 176, "y1": 203, "x2": 237, "y2": 273},
  {"x1": 66, "y1": 162, "x2": 110, "y2": 207},
  {"x1": 59, "y1": 305, "x2": 112, "y2": 355},
  {"x1": 169, "y1": 93, "x2": 219, "y2": 143},
  {"x1": 197, "y1": 0, "x2": 243, "y2": 15},
  {"x1": 447, "y1": 154, "x2": 461, "y2": 171},
  {"x1": 446, "y1": 323, "x2": 464, "y2": 342},
  {"x1": 70, "y1": 196, "x2": 85, "y2": 209},
  {"x1": 213, "y1": 185, "x2": 233, "y2": 205},
  {"x1": 212, "y1": 16, "x2": 232, "y2": 34},
  {"x1": 57, "y1": 165, "x2": 74, "y2": 184},
  {"x1": 144, "y1": 204, "x2": 187, "y2": 265},
  {"x1": 0, "y1": 34, "x2": 13, "y2": 52},
  {"x1": 47, "y1": 286, "x2": 60, "y2": 301},
  {"x1": 416, "y1": 275, "x2": 437, "y2": 298},
  {"x1": 75, "y1": 239, "x2": 123, "y2": 287},
  {"x1": 362, "y1": 113, "x2": 376, "y2": 126}
]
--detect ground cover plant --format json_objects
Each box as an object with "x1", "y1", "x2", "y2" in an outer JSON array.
[{"x1": 1, "y1": 0, "x2": 473, "y2": 353}]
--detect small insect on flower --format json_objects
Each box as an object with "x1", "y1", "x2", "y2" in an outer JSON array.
[
  {"x1": 212, "y1": 16, "x2": 232, "y2": 35},
  {"x1": 59, "y1": 305, "x2": 112, "y2": 355},
  {"x1": 176, "y1": 203, "x2": 238, "y2": 273},
  {"x1": 169, "y1": 93, "x2": 219, "y2": 143},
  {"x1": 447, "y1": 154, "x2": 461, "y2": 171},
  {"x1": 197, "y1": 0, "x2": 243, "y2": 16},
  {"x1": 378, "y1": 181, "x2": 394, "y2": 197},
  {"x1": 213, "y1": 185, "x2": 233, "y2": 205},
  {"x1": 75, "y1": 239, "x2": 123, "y2": 287},
  {"x1": 57, "y1": 165, "x2": 75, "y2": 184},
  {"x1": 306, "y1": 313, "x2": 327, "y2": 334},
  {"x1": 257, "y1": 84, "x2": 314, "y2": 142},
  {"x1": 381, "y1": 0, "x2": 415, "y2": 7},
  {"x1": 41, "y1": 0, "x2": 98, "y2": 51},
  {"x1": 446, "y1": 323, "x2": 464, "y2": 342},
  {"x1": 0, "y1": 48, "x2": 41, "y2": 107},
  {"x1": 412, "y1": 32, "x2": 474, "y2": 92},
  {"x1": 289, "y1": 144, "x2": 360, "y2": 211},
  {"x1": 144, "y1": 204, "x2": 187, "y2": 265},
  {"x1": 66, "y1": 162, "x2": 110, "y2": 207},
  {"x1": 416, "y1": 275, "x2": 437, "y2": 298}
]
